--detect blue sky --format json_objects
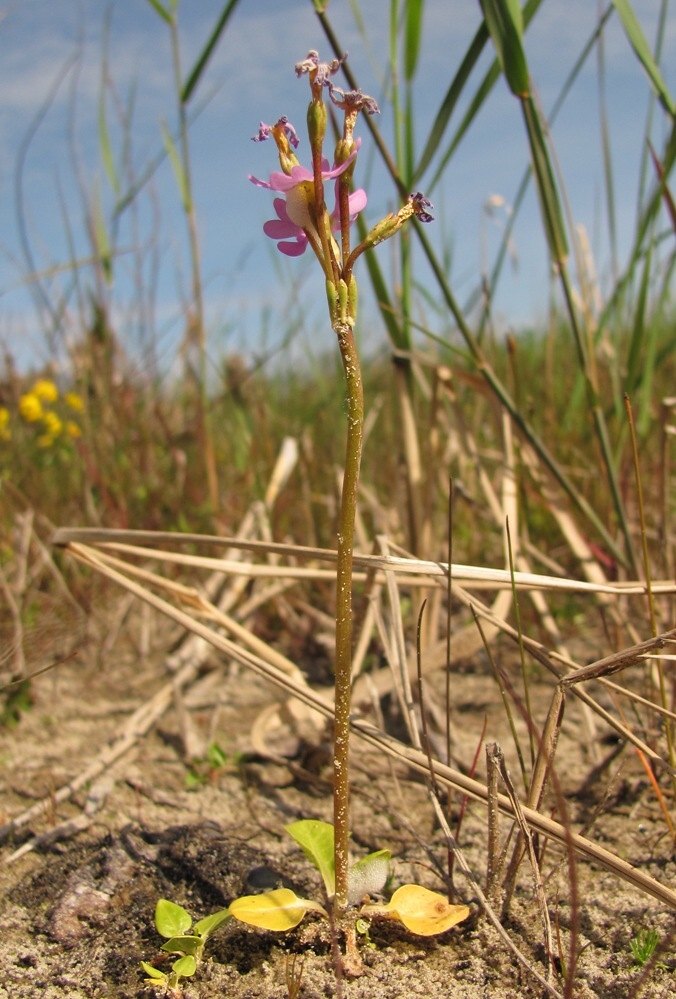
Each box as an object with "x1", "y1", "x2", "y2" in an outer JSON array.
[{"x1": 0, "y1": 1, "x2": 674, "y2": 374}]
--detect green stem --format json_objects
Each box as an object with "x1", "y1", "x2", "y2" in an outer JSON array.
[
  {"x1": 169, "y1": 15, "x2": 218, "y2": 511},
  {"x1": 333, "y1": 320, "x2": 364, "y2": 912}
]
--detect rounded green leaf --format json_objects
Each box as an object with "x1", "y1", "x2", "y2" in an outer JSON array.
[
  {"x1": 160, "y1": 934, "x2": 202, "y2": 956},
  {"x1": 172, "y1": 954, "x2": 197, "y2": 978},
  {"x1": 229, "y1": 888, "x2": 325, "y2": 931},
  {"x1": 154, "y1": 898, "x2": 192, "y2": 938},
  {"x1": 285, "y1": 820, "x2": 335, "y2": 897}
]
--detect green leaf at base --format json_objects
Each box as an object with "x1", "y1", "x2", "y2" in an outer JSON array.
[
  {"x1": 172, "y1": 954, "x2": 197, "y2": 978},
  {"x1": 140, "y1": 961, "x2": 167, "y2": 981},
  {"x1": 154, "y1": 898, "x2": 193, "y2": 938},
  {"x1": 161, "y1": 934, "x2": 203, "y2": 956},
  {"x1": 285, "y1": 819, "x2": 336, "y2": 897}
]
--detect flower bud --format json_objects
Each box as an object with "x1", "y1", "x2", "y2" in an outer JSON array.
[
  {"x1": 325, "y1": 279, "x2": 339, "y2": 324},
  {"x1": 334, "y1": 137, "x2": 354, "y2": 168},
  {"x1": 307, "y1": 99, "x2": 327, "y2": 151}
]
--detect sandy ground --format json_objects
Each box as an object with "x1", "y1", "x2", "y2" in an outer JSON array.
[{"x1": 1, "y1": 596, "x2": 675, "y2": 999}]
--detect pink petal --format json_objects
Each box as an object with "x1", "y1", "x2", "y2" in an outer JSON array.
[
  {"x1": 277, "y1": 239, "x2": 307, "y2": 256},
  {"x1": 288, "y1": 164, "x2": 313, "y2": 183},
  {"x1": 347, "y1": 188, "x2": 367, "y2": 216},
  {"x1": 272, "y1": 198, "x2": 291, "y2": 222},
  {"x1": 249, "y1": 173, "x2": 273, "y2": 190},
  {"x1": 264, "y1": 219, "x2": 302, "y2": 239}
]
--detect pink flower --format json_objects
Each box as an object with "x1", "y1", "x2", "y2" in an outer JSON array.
[{"x1": 249, "y1": 145, "x2": 367, "y2": 257}]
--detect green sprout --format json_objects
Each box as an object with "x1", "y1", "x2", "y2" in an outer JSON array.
[
  {"x1": 184, "y1": 741, "x2": 229, "y2": 789},
  {"x1": 140, "y1": 898, "x2": 232, "y2": 992},
  {"x1": 630, "y1": 928, "x2": 662, "y2": 968}
]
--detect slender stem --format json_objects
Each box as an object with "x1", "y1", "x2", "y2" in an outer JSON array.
[
  {"x1": 332, "y1": 320, "x2": 364, "y2": 912},
  {"x1": 169, "y1": 15, "x2": 218, "y2": 511}
]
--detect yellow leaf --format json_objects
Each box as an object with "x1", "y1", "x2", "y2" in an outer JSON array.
[
  {"x1": 385, "y1": 885, "x2": 470, "y2": 936},
  {"x1": 229, "y1": 888, "x2": 325, "y2": 932}
]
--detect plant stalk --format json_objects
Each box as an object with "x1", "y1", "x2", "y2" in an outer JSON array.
[
  {"x1": 169, "y1": 13, "x2": 218, "y2": 512},
  {"x1": 332, "y1": 320, "x2": 364, "y2": 912}
]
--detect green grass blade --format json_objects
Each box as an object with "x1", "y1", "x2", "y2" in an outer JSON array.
[
  {"x1": 419, "y1": 0, "x2": 543, "y2": 191},
  {"x1": 611, "y1": 0, "x2": 675, "y2": 116},
  {"x1": 479, "y1": 6, "x2": 612, "y2": 324},
  {"x1": 479, "y1": 0, "x2": 530, "y2": 97},
  {"x1": 481, "y1": 0, "x2": 569, "y2": 265},
  {"x1": 648, "y1": 141, "x2": 676, "y2": 233},
  {"x1": 181, "y1": 0, "x2": 242, "y2": 104},
  {"x1": 404, "y1": 0, "x2": 425, "y2": 82},
  {"x1": 144, "y1": 0, "x2": 172, "y2": 25},
  {"x1": 413, "y1": 21, "x2": 488, "y2": 183},
  {"x1": 98, "y1": 10, "x2": 119, "y2": 197},
  {"x1": 596, "y1": 22, "x2": 618, "y2": 280},
  {"x1": 412, "y1": 223, "x2": 626, "y2": 565},
  {"x1": 98, "y1": 93, "x2": 118, "y2": 197},
  {"x1": 426, "y1": 59, "x2": 502, "y2": 192},
  {"x1": 625, "y1": 247, "x2": 650, "y2": 392},
  {"x1": 521, "y1": 95, "x2": 569, "y2": 265},
  {"x1": 92, "y1": 181, "x2": 113, "y2": 284},
  {"x1": 626, "y1": 244, "x2": 660, "y2": 439},
  {"x1": 161, "y1": 119, "x2": 190, "y2": 211},
  {"x1": 597, "y1": 120, "x2": 676, "y2": 331}
]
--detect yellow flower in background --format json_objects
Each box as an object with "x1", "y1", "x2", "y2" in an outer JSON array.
[
  {"x1": 65, "y1": 391, "x2": 84, "y2": 412},
  {"x1": 16, "y1": 381, "x2": 81, "y2": 448},
  {"x1": 32, "y1": 379, "x2": 59, "y2": 403},
  {"x1": 42, "y1": 411, "x2": 63, "y2": 438},
  {"x1": 19, "y1": 392, "x2": 43, "y2": 422},
  {"x1": 0, "y1": 407, "x2": 10, "y2": 441}
]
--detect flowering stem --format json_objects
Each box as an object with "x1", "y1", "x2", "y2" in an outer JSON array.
[
  {"x1": 250, "y1": 54, "x2": 431, "y2": 921},
  {"x1": 333, "y1": 318, "x2": 364, "y2": 913}
]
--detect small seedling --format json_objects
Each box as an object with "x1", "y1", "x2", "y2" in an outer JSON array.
[
  {"x1": 184, "y1": 741, "x2": 229, "y2": 789},
  {"x1": 0, "y1": 679, "x2": 32, "y2": 729},
  {"x1": 630, "y1": 927, "x2": 663, "y2": 968},
  {"x1": 285, "y1": 953, "x2": 305, "y2": 999},
  {"x1": 140, "y1": 898, "x2": 232, "y2": 992}
]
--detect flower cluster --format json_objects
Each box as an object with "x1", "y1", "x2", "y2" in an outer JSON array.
[
  {"x1": 250, "y1": 141, "x2": 366, "y2": 258},
  {"x1": 16, "y1": 378, "x2": 83, "y2": 448},
  {"x1": 250, "y1": 50, "x2": 433, "y2": 329}
]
